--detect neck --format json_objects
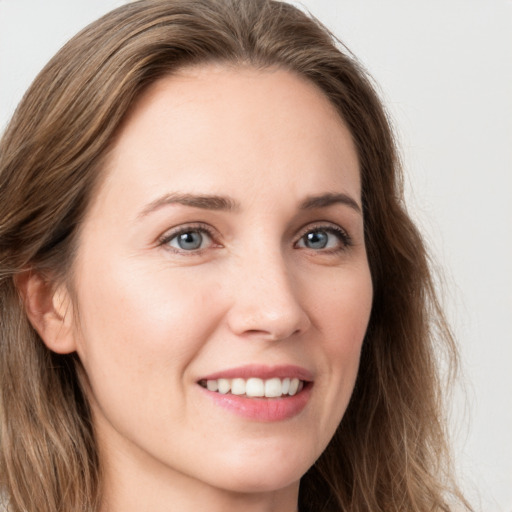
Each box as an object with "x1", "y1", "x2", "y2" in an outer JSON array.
[{"x1": 100, "y1": 469, "x2": 300, "y2": 512}]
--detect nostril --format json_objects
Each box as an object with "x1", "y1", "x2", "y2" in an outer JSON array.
[
  {"x1": 225, "y1": 260, "x2": 311, "y2": 339},
  {"x1": 228, "y1": 307, "x2": 310, "y2": 341}
]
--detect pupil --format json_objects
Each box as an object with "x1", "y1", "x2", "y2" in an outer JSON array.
[
  {"x1": 178, "y1": 231, "x2": 202, "y2": 250},
  {"x1": 306, "y1": 231, "x2": 328, "y2": 249}
]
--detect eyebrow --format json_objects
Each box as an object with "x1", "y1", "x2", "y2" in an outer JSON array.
[
  {"x1": 138, "y1": 191, "x2": 361, "y2": 219},
  {"x1": 138, "y1": 193, "x2": 240, "y2": 218},
  {"x1": 300, "y1": 193, "x2": 362, "y2": 214}
]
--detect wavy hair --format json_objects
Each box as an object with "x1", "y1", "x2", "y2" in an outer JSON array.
[{"x1": 0, "y1": 1, "x2": 469, "y2": 510}]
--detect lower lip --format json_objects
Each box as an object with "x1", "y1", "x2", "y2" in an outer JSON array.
[{"x1": 199, "y1": 384, "x2": 312, "y2": 422}]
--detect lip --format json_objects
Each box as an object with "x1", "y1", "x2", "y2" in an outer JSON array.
[
  {"x1": 197, "y1": 364, "x2": 314, "y2": 422},
  {"x1": 199, "y1": 364, "x2": 314, "y2": 382}
]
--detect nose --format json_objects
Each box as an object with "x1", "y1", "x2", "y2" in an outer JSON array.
[{"x1": 225, "y1": 249, "x2": 311, "y2": 341}]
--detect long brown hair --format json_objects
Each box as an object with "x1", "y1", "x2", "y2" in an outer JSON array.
[{"x1": 0, "y1": 1, "x2": 468, "y2": 510}]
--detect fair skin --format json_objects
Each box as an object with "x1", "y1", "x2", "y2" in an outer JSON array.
[{"x1": 28, "y1": 65, "x2": 373, "y2": 512}]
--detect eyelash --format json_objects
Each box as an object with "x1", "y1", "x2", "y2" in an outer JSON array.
[
  {"x1": 294, "y1": 223, "x2": 352, "y2": 253},
  {"x1": 158, "y1": 223, "x2": 217, "y2": 254},
  {"x1": 158, "y1": 222, "x2": 352, "y2": 255}
]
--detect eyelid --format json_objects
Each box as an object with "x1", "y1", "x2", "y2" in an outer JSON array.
[
  {"x1": 294, "y1": 222, "x2": 352, "y2": 251},
  {"x1": 156, "y1": 221, "x2": 352, "y2": 255},
  {"x1": 158, "y1": 222, "x2": 220, "y2": 254}
]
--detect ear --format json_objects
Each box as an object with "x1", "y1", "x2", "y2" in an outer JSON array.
[{"x1": 16, "y1": 271, "x2": 77, "y2": 354}]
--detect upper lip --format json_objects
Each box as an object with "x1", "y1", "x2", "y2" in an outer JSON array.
[{"x1": 199, "y1": 364, "x2": 314, "y2": 382}]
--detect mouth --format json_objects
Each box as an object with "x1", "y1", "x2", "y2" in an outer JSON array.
[
  {"x1": 198, "y1": 377, "x2": 305, "y2": 398},
  {"x1": 197, "y1": 365, "x2": 313, "y2": 421}
]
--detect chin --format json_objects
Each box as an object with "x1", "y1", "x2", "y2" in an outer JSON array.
[
  {"x1": 203, "y1": 444, "x2": 313, "y2": 494},
  {"x1": 213, "y1": 469, "x2": 303, "y2": 495}
]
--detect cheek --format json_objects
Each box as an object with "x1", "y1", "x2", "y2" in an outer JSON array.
[
  {"x1": 70, "y1": 259, "x2": 227, "y2": 458},
  {"x1": 315, "y1": 263, "x2": 372, "y2": 351},
  {"x1": 72, "y1": 259, "x2": 221, "y2": 394},
  {"x1": 310, "y1": 264, "x2": 372, "y2": 425}
]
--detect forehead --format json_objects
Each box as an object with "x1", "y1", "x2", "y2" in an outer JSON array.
[{"x1": 95, "y1": 65, "x2": 360, "y2": 217}]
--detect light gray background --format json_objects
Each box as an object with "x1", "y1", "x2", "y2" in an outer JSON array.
[{"x1": 1, "y1": 1, "x2": 511, "y2": 510}]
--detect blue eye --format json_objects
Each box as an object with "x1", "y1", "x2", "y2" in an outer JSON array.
[
  {"x1": 303, "y1": 231, "x2": 329, "y2": 249},
  {"x1": 165, "y1": 229, "x2": 212, "y2": 251},
  {"x1": 296, "y1": 226, "x2": 350, "y2": 251}
]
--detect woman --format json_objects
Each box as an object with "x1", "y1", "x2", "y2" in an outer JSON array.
[{"x1": 0, "y1": 1, "x2": 470, "y2": 511}]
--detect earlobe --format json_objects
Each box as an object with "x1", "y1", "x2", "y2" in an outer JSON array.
[{"x1": 15, "y1": 271, "x2": 77, "y2": 354}]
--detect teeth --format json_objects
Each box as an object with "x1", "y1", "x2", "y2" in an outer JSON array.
[
  {"x1": 288, "y1": 377, "x2": 300, "y2": 396},
  {"x1": 231, "y1": 378, "x2": 246, "y2": 395},
  {"x1": 264, "y1": 377, "x2": 282, "y2": 398},
  {"x1": 206, "y1": 380, "x2": 218, "y2": 392},
  {"x1": 201, "y1": 377, "x2": 304, "y2": 398},
  {"x1": 217, "y1": 378, "x2": 230, "y2": 394},
  {"x1": 246, "y1": 378, "x2": 265, "y2": 397},
  {"x1": 281, "y1": 377, "x2": 290, "y2": 395}
]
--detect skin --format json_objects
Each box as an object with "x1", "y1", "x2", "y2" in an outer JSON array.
[{"x1": 43, "y1": 66, "x2": 373, "y2": 512}]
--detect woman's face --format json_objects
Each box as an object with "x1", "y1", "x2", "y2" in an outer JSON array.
[{"x1": 68, "y1": 66, "x2": 372, "y2": 500}]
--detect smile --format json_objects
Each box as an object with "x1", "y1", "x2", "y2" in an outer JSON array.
[
  {"x1": 199, "y1": 377, "x2": 304, "y2": 398},
  {"x1": 197, "y1": 365, "x2": 313, "y2": 421}
]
